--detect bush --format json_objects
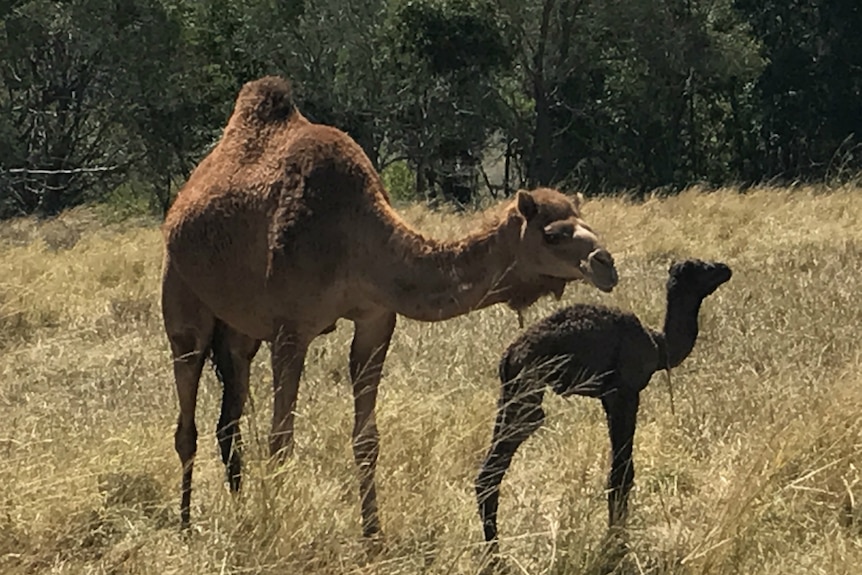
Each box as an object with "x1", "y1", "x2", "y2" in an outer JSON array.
[{"x1": 381, "y1": 160, "x2": 417, "y2": 203}]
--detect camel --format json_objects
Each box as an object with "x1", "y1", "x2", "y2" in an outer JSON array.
[
  {"x1": 476, "y1": 259, "x2": 732, "y2": 553},
  {"x1": 160, "y1": 75, "x2": 620, "y2": 538}
]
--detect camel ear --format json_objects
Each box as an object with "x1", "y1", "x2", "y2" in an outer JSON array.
[
  {"x1": 573, "y1": 191, "x2": 585, "y2": 209},
  {"x1": 516, "y1": 190, "x2": 538, "y2": 221}
]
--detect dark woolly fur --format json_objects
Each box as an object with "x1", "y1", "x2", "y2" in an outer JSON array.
[{"x1": 476, "y1": 259, "x2": 733, "y2": 552}]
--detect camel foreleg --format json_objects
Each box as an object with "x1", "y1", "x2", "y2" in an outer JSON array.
[{"x1": 601, "y1": 389, "x2": 640, "y2": 528}]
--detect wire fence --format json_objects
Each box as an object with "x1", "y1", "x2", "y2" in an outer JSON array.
[{"x1": 0, "y1": 165, "x2": 122, "y2": 218}]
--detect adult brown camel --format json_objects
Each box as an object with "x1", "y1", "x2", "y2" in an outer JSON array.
[{"x1": 160, "y1": 75, "x2": 619, "y2": 538}]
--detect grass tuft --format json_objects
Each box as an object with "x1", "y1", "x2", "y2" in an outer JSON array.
[{"x1": 1, "y1": 185, "x2": 861, "y2": 574}]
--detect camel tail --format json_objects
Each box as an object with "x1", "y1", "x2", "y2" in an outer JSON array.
[
  {"x1": 498, "y1": 347, "x2": 515, "y2": 384},
  {"x1": 209, "y1": 320, "x2": 234, "y2": 392},
  {"x1": 232, "y1": 75, "x2": 296, "y2": 125}
]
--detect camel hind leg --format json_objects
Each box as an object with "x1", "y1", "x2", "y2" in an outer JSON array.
[
  {"x1": 211, "y1": 320, "x2": 261, "y2": 492},
  {"x1": 476, "y1": 380, "x2": 546, "y2": 550},
  {"x1": 349, "y1": 311, "x2": 397, "y2": 539},
  {"x1": 161, "y1": 262, "x2": 215, "y2": 528}
]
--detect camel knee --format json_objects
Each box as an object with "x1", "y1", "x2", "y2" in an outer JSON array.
[
  {"x1": 217, "y1": 373, "x2": 245, "y2": 453},
  {"x1": 175, "y1": 420, "x2": 198, "y2": 464},
  {"x1": 216, "y1": 411, "x2": 241, "y2": 472}
]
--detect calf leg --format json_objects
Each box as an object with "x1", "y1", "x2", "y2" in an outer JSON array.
[
  {"x1": 601, "y1": 390, "x2": 640, "y2": 527},
  {"x1": 476, "y1": 387, "x2": 546, "y2": 549}
]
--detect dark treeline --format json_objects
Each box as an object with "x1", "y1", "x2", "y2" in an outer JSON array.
[{"x1": 1, "y1": 0, "x2": 860, "y2": 218}]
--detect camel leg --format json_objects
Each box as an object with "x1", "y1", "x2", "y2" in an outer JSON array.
[
  {"x1": 349, "y1": 311, "x2": 397, "y2": 539},
  {"x1": 161, "y1": 264, "x2": 215, "y2": 528},
  {"x1": 601, "y1": 389, "x2": 640, "y2": 528},
  {"x1": 269, "y1": 325, "x2": 310, "y2": 461},
  {"x1": 476, "y1": 387, "x2": 545, "y2": 550},
  {"x1": 212, "y1": 320, "x2": 261, "y2": 492}
]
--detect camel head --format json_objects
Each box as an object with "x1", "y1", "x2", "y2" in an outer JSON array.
[
  {"x1": 667, "y1": 259, "x2": 732, "y2": 299},
  {"x1": 504, "y1": 188, "x2": 618, "y2": 310}
]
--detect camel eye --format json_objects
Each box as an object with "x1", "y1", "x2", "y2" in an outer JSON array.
[
  {"x1": 543, "y1": 230, "x2": 567, "y2": 245},
  {"x1": 542, "y1": 222, "x2": 574, "y2": 245}
]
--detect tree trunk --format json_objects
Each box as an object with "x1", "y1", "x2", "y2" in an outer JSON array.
[
  {"x1": 527, "y1": 0, "x2": 556, "y2": 187},
  {"x1": 503, "y1": 138, "x2": 512, "y2": 196}
]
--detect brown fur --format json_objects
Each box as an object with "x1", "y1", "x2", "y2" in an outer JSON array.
[{"x1": 161, "y1": 75, "x2": 620, "y2": 536}]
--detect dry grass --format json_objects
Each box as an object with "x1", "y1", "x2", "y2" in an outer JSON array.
[{"x1": 1, "y1": 186, "x2": 861, "y2": 575}]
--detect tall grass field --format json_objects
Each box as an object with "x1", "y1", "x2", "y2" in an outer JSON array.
[{"x1": 1, "y1": 186, "x2": 860, "y2": 574}]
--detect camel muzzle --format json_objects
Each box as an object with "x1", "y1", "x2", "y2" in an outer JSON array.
[{"x1": 583, "y1": 249, "x2": 618, "y2": 293}]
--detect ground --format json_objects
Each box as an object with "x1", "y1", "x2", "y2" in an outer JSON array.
[{"x1": 0, "y1": 186, "x2": 860, "y2": 575}]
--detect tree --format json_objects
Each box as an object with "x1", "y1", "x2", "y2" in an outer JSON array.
[
  {"x1": 490, "y1": 0, "x2": 763, "y2": 195},
  {"x1": 385, "y1": 0, "x2": 512, "y2": 204},
  {"x1": 0, "y1": 0, "x2": 209, "y2": 216},
  {"x1": 735, "y1": 0, "x2": 862, "y2": 181},
  {"x1": 0, "y1": 0, "x2": 130, "y2": 216}
]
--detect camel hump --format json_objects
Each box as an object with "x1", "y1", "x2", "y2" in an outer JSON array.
[{"x1": 233, "y1": 75, "x2": 296, "y2": 125}]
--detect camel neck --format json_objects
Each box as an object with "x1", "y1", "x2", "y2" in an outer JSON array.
[
  {"x1": 661, "y1": 290, "x2": 703, "y2": 368},
  {"x1": 650, "y1": 329, "x2": 669, "y2": 371},
  {"x1": 369, "y1": 207, "x2": 522, "y2": 322}
]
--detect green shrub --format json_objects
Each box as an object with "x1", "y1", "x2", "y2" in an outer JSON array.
[{"x1": 381, "y1": 160, "x2": 417, "y2": 203}]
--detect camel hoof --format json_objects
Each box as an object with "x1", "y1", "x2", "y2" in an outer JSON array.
[
  {"x1": 477, "y1": 546, "x2": 514, "y2": 575},
  {"x1": 179, "y1": 521, "x2": 200, "y2": 541},
  {"x1": 594, "y1": 527, "x2": 630, "y2": 569},
  {"x1": 179, "y1": 510, "x2": 191, "y2": 531},
  {"x1": 362, "y1": 530, "x2": 386, "y2": 560}
]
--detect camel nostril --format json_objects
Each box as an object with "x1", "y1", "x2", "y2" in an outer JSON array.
[{"x1": 590, "y1": 249, "x2": 615, "y2": 267}]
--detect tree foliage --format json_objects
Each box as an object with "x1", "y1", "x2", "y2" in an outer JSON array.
[{"x1": 0, "y1": 0, "x2": 859, "y2": 217}]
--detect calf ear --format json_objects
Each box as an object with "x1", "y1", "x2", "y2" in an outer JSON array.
[{"x1": 516, "y1": 190, "x2": 538, "y2": 221}]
